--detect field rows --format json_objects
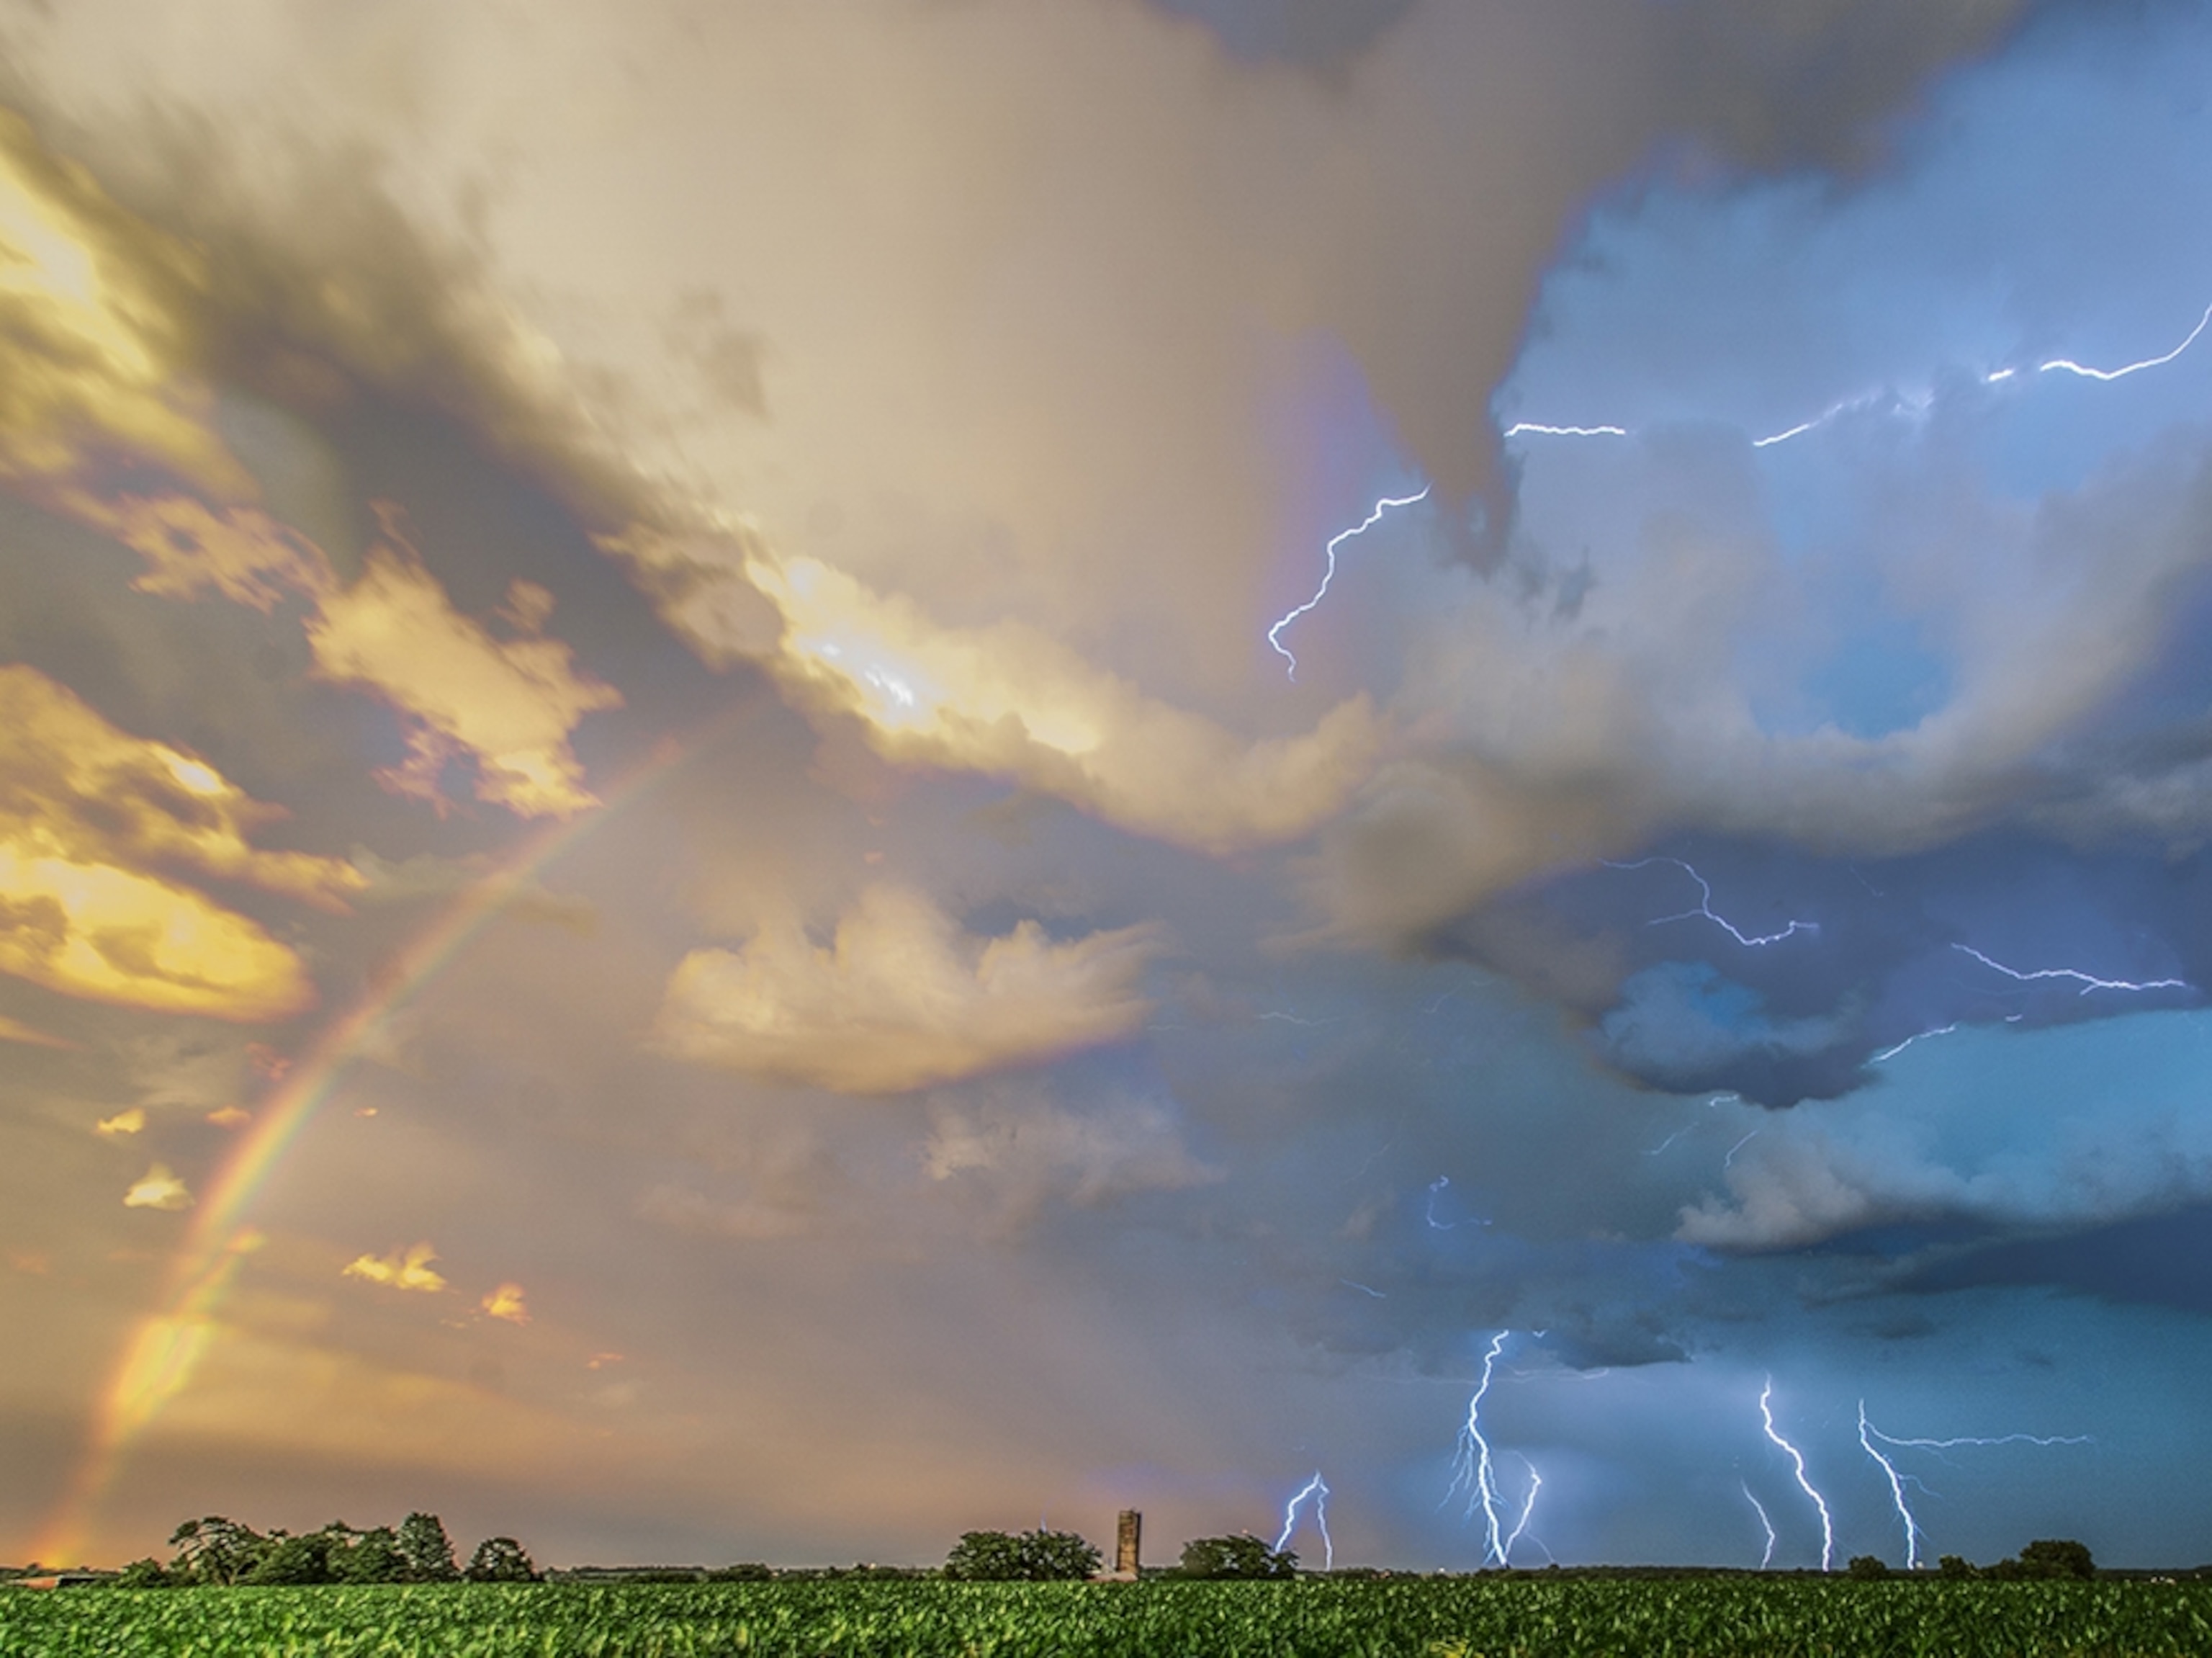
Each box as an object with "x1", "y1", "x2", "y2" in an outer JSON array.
[{"x1": 5, "y1": 1578, "x2": 2212, "y2": 1657}]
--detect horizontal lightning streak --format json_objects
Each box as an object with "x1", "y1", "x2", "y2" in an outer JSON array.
[
  {"x1": 1504, "y1": 299, "x2": 2212, "y2": 449},
  {"x1": 1952, "y1": 944, "x2": 2188, "y2": 996}
]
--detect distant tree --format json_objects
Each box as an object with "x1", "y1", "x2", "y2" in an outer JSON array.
[
  {"x1": 943, "y1": 1528, "x2": 1103, "y2": 1582},
  {"x1": 1845, "y1": 1555, "x2": 1888, "y2": 1580},
  {"x1": 464, "y1": 1537, "x2": 539, "y2": 1582},
  {"x1": 243, "y1": 1530, "x2": 338, "y2": 1586},
  {"x1": 2017, "y1": 1538, "x2": 2095, "y2": 1581},
  {"x1": 114, "y1": 1558, "x2": 172, "y2": 1589},
  {"x1": 1177, "y1": 1534, "x2": 1298, "y2": 1579},
  {"x1": 166, "y1": 1517, "x2": 268, "y2": 1586},
  {"x1": 397, "y1": 1512, "x2": 460, "y2": 1582},
  {"x1": 1936, "y1": 1555, "x2": 1977, "y2": 1579},
  {"x1": 709, "y1": 1562, "x2": 775, "y2": 1581}
]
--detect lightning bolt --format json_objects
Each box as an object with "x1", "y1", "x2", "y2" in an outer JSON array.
[
  {"x1": 1858, "y1": 1400, "x2": 1925, "y2": 1570},
  {"x1": 1741, "y1": 1482, "x2": 1777, "y2": 1570},
  {"x1": 1952, "y1": 944, "x2": 2189, "y2": 997},
  {"x1": 1504, "y1": 299, "x2": 2212, "y2": 449},
  {"x1": 1606, "y1": 857, "x2": 1818, "y2": 947},
  {"x1": 1267, "y1": 488, "x2": 1429, "y2": 679},
  {"x1": 1444, "y1": 1333, "x2": 1542, "y2": 1566},
  {"x1": 1856, "y1": 1407, "x2": 2092, "y2": 1568},
  {"x1": 1758, "y1": 1378, "x2": 1835, "y2": 1571},
  {"x1": 1275, "y1": 1471, "x2": 1333, "y2": 1569},
  {"x1": 1871, "y1": 1023, "x2": 1959, "y2": 1063}
]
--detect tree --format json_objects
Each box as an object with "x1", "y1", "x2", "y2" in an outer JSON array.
[
  {"x1": 1845, "y1": 1555, "x2": 1888, "y2": 1579},
  {"x1": 1177, "y1": 1534, "x2": 1298, "y2": 1579},
  {"x1": 1936, "y1": 1555, "x2": 1977, "y2": 1579},
  {"x1": 465, "y1": 1536, "x2": 539, "y2": 1582},
  {"x1": 114, "y1": 1557, "x2": 171, "y2": 1589},
  {"x1": 166, "y1": 1517, "x2": 268, "y2": 1586},
  {"x1": 243, "y1": 1530, "x2": 337, "y2": 1585},
  {"x1": 943, "y1": 1528, "x2": 1103, "y2": 1582},
  {"x1": 2017, "y1": 1538, "x2": 2095, "y2": 1581},
  {"x1": 328, "y1": 1525, "x2": 406, "y2": 1585},
  {"x1": 397, "y1": 1512, "x2": 460, "y2": 1582}
]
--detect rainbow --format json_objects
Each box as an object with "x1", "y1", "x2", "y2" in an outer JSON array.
[{"x1": 31, "y1": 727, "x2": 706, "y2": 1565}]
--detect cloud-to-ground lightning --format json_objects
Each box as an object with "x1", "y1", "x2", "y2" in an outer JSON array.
[
  {"x1": 1444, "y1": 1333, "x2": 1542, "y2": 1566},
  {"x1": 1856, "y1": 1407, "x2": 2092, "y2": 1567},
  {"x1": 1276, "y1": 1471, "x2": 1334, "y2": 1569},
  {"x1": 1758, "y1": 1379, "x2": 1835, "y2": 1571},
  {"x1": 1606, "y1": 857, "x2": 1817, "y2": 947},
  {"x1": 1741, "y1": 1482, "x2": 1777, "y2": 1569},
  {"x1": 1952, "y1": 943, "x2": 2189, "y2": 997},
  {"x1": 1858, "y1": 1401, "x2": 1925, "y2": 1570},
  {"x1": 1506, "y1": 297, "x2": 2212, "y2": 451},
  {"x1": 1267, "y1": 488, "x2": 1429, "y2": 679}
]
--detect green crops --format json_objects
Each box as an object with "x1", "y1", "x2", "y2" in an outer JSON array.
[{"x1": 4, "y1": 1577, "x2": 2212, "y2": 1658}]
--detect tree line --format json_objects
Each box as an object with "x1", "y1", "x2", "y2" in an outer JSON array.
[
  {"x1": 114, "y1": 1511, "x2": 535, "y2": 1587},
  {"x1": 942, "y1": 1528, "x2": 1298, "y2": 1581}
]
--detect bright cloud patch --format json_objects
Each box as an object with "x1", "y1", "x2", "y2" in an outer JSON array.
[
  {"x1": 654, "y1": 884, "x2": 1159, "y2": 1094},
  {"x1": 95, "y1": 1108, "x2": 144, "y2": 1137},
  {"x1": 0, "y1": 109, "x2": 251, "y2": 505},
  {"x1": 480, "y1": 1283, "x2": 529, "y2": 1325},
  {"x1": 0, "y1": 666, "x2": 341, "y2": 1019},
  {"x1": 342, "y1": 1242, "x2": 447, "y2": 1294},
  {"x1": 97, "y1": 493, "x2": 621, "y2": 819},
  {"x1": 622, "y1": 542, "x2": 1382, "y2": 855},
  {"x1": 122, "y1": 1163, "x2": 192, "y2": 1211}
]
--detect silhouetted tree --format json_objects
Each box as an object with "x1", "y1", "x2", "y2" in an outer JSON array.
[
  {"x1": 464, "y1": 1537, "x2": 539, "y2": 1582},
  {"x1": 2017, "y1": 1538, "x2": 2095, "y2": 1581},
  {"x1": 1177, "y1": 1534, "x2": 1298, "y2": 1579},
  {"x1": 1845, "y1": 1555, "x2": 1888, "y2": 1579},
  {"x1": 396, "y1": 1512, "x2": 460, "y2": 1582},
  {"x1": 114, "y1": 1557, "x2": 171, "y2": 1588},
  {"x1": 166, "y1": 1518, "x2": 267, "y2": 1586},
  {"x1": 943, "y1": 1528, "x2": 1103, "y2": 1581},
  {"x1": 1936, "y1": 1554, "x2": 1977, "y2": 1579}
]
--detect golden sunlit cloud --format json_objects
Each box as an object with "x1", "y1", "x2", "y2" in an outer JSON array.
[
  {"x1": 607, "y1": 527, "x2": 1380, "y2": 853},
  {"x1": 341, "y1": 1242, "x2": 447, "y2": 1294},
  {"x1": 0, "y1": 110, "x2": 253, "y2": 506},
  {"x1": 746, "y1": 554, "x2": 1382, "y2": 853},
  {"x1": 653, "y1": 884, "x2": 1159, "y2": 1094},
  {"x1": 94, "y1": 1108, "x2": 144, "y2": 1137},
  {"x1": 0, "y1": 1011, "x2": 76, "y2": 1049},
  {"x1": 480, "y1": 1283, "x2": 530, "y2": 1325},
  {"x1": 122, "y1": 1163, "x2": 192, "y2": 1211},
  {"x1": 206, "y1": 1106, "x2": 250, "y2": 1128},
  {"x1": 95, "y1": 493, "x2": 621, "y2": 820}
]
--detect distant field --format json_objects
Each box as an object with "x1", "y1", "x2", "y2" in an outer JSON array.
[{"x1": 5, "y1": 1577, "x2": 2212, "y2": 1657}]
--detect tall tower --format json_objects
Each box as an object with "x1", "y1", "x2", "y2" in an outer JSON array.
[{"x1": 1113, "y1": 1510, "x2": 1141, "y2": 1580}]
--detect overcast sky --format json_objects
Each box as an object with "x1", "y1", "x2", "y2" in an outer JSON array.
[{"x1": 5, "y1": 0, "x2": 2212, "y2": 1574}]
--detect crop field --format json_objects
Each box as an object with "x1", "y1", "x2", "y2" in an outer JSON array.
[{"x1": 5, "y1": 1577, "x2": 2212, "y2": 1658}]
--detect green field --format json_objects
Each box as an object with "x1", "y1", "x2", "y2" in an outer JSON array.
[{"x1": 5, "y1": 1577, "x2": 2212, "y2": 1657}]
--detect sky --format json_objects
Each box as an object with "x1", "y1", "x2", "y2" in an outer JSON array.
[{"x1": 2, "y1": 0, "x2": 2211, "y2": 1575}]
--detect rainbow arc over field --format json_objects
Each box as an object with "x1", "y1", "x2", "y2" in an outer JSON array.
[{"x1": 31, "y1": 730, "x2": 705, "y2": 1566}]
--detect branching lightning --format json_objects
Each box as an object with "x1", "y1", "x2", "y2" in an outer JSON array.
[
  {"x1": 1858, "y1": 1400, "x2": 1925, "y2": 1570},
  {"x1": 1607, "y1": 857, "x2": 1818, "y2": 947},
  {"x1": 1267, "y1": 488, "x2": 1429, "y2": 679},
  {"x1": 1276, "y1": 1471, "x2": 1334, "y2": 1569},
  {"x1": 1741, "y1": 1482, "x2": 1777, "y2": 1570},
  {"x1": 1856, "y1": 1407, "x2": 2092, "y2": 1568},
  {"x1": 1444, "y1": 1333, "x2": 1542, "y2": 1566},
  {"x1": 1504, "y1": 299, "x2": 2212, "y2": 450},
  {"x1": 1952, "y1": 943, "x2": 2188, "y2": 997},
  {"x1": 1758, "y1": 1378, "x2": 1835, "y2": 1571}
]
